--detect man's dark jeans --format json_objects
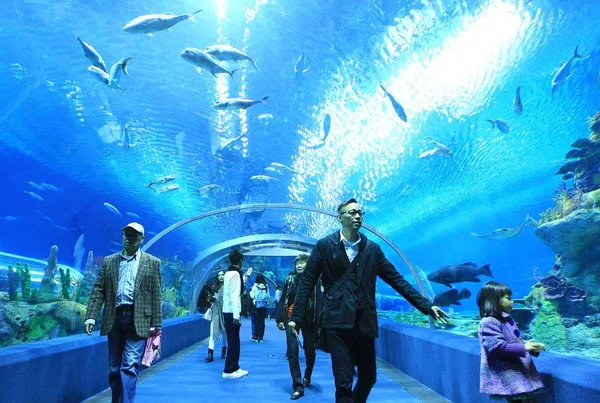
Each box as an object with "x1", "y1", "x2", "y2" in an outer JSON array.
[
  {"x1": 223, "y1": 313, "x2": 241, "y2": 373},
  {"x1": 327, "y1": 328, "x2": 376, "y2": 403}
]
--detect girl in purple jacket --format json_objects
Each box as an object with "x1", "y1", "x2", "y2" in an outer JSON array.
[{"x1": 477, "y1": 281, "x2": 545, "y2": 402}]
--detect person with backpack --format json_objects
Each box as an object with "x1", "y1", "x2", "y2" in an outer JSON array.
[
  {"x1": 250, "y1": 273, "x2": 270, "y2": 342},
  {"x1": 288, "y1": 198, "x2": 450, "y2": 402}
]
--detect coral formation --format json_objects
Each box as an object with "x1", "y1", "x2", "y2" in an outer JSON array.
[
  {"x1": 73, "y1": 251, "x2": 97, "y2": 305},
  {"x1": 7, "y1": 265, "x2": 19, "y2": 301},
  {"x1": 18, "y1": 263, "x2": 31, "y2": 298},
  {"x1": 40, "y1": 245, "x2": 59, "y2": 296}
]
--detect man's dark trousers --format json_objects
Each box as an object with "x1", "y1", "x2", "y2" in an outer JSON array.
[
  {"x1": 223, "y1": 313, "x2": 241, "y2": 373},
  {"x1": 327, "y1": 327, "x2": 376, "y2": 403}
]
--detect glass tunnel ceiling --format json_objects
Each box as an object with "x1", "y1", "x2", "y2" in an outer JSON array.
[
  {"x1": 1, "y1": 1, "x2": 596, "y2": 253},
  {"x1": 142, "y1": 204, "x2": 433, "y2": 311}
]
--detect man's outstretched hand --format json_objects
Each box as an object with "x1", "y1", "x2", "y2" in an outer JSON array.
[{"x1": 430, "y1": 306, "x2": 450, "y2": 324}]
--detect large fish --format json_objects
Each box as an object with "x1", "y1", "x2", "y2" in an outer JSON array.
[
  {"x1": 433, "y1": 288, "x2": 472, "y2": 306},
  {"x1": 205, "y1": 44, "x2": 258, "y2": 70},
  {"x1": 471, "y1": 216, "x2": 534, "y2": 240},
  {"x1": 181, "y1": 48, "x2": 236, "y2": 80},
  {"x1": 427, "y1": 263, "x2": 493, "y2": 288},
  {"x1": 486, "y1": 119, "x2": 510, "y2": 134},
  {"x1": 123, "y1": 10, "x2": 203, "y2": 36},
  {"x1": 214, "y1": 96, "x2": 269, "y2": 110},
  {"x1": 76, "y1": 36, "x2": 108, "y2": 73},
  {"x1": 418, "y1": 137, "x2": 452, "y2": 159},
  {"x1": 551, "y1": 46, "x2": 581, "y2": 93},
  {"x1": 147, "y1": 175, "x2": 176, "y2": 187},
  {"x1": 294, "y1": 51, "x2": 310, "y2": 79},
  {"x1": 40, "y1": 183, "x2": 61, "y2": 192},
  {"x1": 323, "y1": 114, "x2": 331, "y2": 141},
  {"x1": 380, "y1": 85, "x2": 407, "y2": 122},
  {"x1": 103, "y1": 202, "x2": 122, "y2": 217},
  {"x1": 24, "y1": 190, "x2": 44, "y2": 201},
  {"x1": 513, "y1": 86, "x2": 523, "y2": 116},
  {"x1": 155, "y1": 184, "x2": 180, "y2": 194}
]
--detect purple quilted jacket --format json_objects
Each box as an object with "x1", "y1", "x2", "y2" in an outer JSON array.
[{"x1": 479, "y1": 313, "x2": 544, "y2": 396}]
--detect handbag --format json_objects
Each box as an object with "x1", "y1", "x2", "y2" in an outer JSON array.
[
  {"x1": 316, "y1": 259, "x2": 358, "y2": 353},
  {"x1": 141, "y1": 329, "x2": 162, "y2": 367},
  {"x1": 203, "y1": 304, "x2": 213, "y2": 321}
]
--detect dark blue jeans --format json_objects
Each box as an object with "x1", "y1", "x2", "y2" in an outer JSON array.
[
  {"x1": 223, "y1": 313, "x2": 241, "y2": 374},
  {"x1": 255, "y1": 307, "x2": 267, "y2": 339},
  {"x1": 107, "y1": 310, "x2": 146, "y2": 403}
]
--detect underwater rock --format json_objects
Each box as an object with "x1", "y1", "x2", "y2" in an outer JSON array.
[
  {"x1": 580, "y1": 188, "x2": 600, "y2": 209},
  {"x1": 534, "y1": 209, "x2": 600, "y2": 307},
  {"x1": 0, "y1": 304, "x2": 14, "y2": 345},
  {"x1": 40, "y1": 245, "x2": 59, "y2": 296},
  {"x1": 534, "y1": 209, "x2": 600, "y2": 262},
  {"x1": 52, "y1": 301, "x2": 87, "y2": 332},
  {"x1": 560, "y1": 317, "x2": 579, "y2": 328},
  {"x1": 565, "y1": 323, "x2": 600, "y2": 358}
]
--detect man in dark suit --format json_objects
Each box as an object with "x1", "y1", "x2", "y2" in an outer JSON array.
[
  {"x1": 289, "y1": 198, "x2": 449, "y2": 403},
  {"x1": 84, "y1": 222, "x2": 162, "y2": 403}
]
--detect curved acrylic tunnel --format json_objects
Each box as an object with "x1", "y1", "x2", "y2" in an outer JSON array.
[{"x1": 141, "y1": 203, "x2": 435, "y2": 326}]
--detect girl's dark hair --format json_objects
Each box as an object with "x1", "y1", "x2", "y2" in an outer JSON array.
[
  {"x1": 476, "y1": 281, "x2": 512, "y2": 319},
  {"x1": 255, "y1": 273, "x2": 266, "y2": 285}
]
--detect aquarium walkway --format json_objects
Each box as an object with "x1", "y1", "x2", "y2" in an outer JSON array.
[{"x1": 83, "y1": 318, "x2": 448, "y2": 403}]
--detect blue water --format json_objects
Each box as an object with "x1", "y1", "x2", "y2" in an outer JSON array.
[{"x1": 1, "y1": 0, "x2": 600, "y2": 350}]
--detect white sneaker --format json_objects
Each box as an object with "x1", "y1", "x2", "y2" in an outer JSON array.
[
  {"x1": 236, "y1": 368, "x2": 249, "y2": 376},
  {"x1": 222, "y1": 371, "x2": 244, "y2": 379}
]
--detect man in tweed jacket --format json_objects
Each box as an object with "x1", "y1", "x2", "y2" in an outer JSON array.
[{"x1": 84, "y1": 222, "x2": 162, "y2": 403}]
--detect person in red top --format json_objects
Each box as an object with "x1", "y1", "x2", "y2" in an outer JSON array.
[{"x1": 276, "y1": 254, "x2": 322, "y2": 400}]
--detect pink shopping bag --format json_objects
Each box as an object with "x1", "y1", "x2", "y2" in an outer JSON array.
[{"x1": 141, "y1": 329, "x2": 162, "y2": 367}]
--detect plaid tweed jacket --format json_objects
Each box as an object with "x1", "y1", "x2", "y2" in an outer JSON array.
[{"x1": 85, "y1": 250, "x2": 162, "y2": 338}]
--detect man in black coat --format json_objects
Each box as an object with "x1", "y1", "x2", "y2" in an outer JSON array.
[
  {"x1": 276, "y1": 253, "x2": 323, "y2": 400},
  {"x1": 289, "y1": 198, "x2": 449, "y2": 403}
]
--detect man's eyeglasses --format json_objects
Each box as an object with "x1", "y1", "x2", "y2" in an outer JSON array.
[{"x1": 341, "y1": 210, "x2": 365, "y2": 217}]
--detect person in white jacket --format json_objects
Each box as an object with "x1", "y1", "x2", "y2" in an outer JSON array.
[
  {"x1": 250, "y1": 273, "x2": 270, "y2": 342},
  {"x1": 222, "y1": 249, "x2": 252, "y2": 379}
]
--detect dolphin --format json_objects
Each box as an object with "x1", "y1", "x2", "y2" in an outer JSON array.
[
  {"x1": 214, "y1": 96, "x2": 269, "y2": 110},
  {"x1": 181, "y1": 48, "x2": 236, "y2": 80},
  {"x1": 419, "y1": 137, "x2": 452, "y2": 159},
  {"x1": 217, "y1": 135, "x2": 244, "y2": 153},
  {"x1": 551, "y1": 46, "x2": 582, "y2": 93},
  {"x1": 88, "y1": 66, "x2": 120, "y2": 91},
  {"x1": 294, "y1": 51, "x2": 310, "y2": 79},
  {"x1": 108, "y1": 57, "x2": 134, "y2": 89},
  {"x1": 76, "y1": 36, "x2": 108, "y2": 73},
  {"x1": 380, "y1": 85, "x2": 407, "y2": 122},
  {"x1": 471, "y1": 216, "x2": 535, "y2": 240},
  {"x1": 123, "y1": 10, "x2": 203, "y2": 36},
  {"x1": 205, "y1": 44, "x2": 258, "y2": 71}
]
